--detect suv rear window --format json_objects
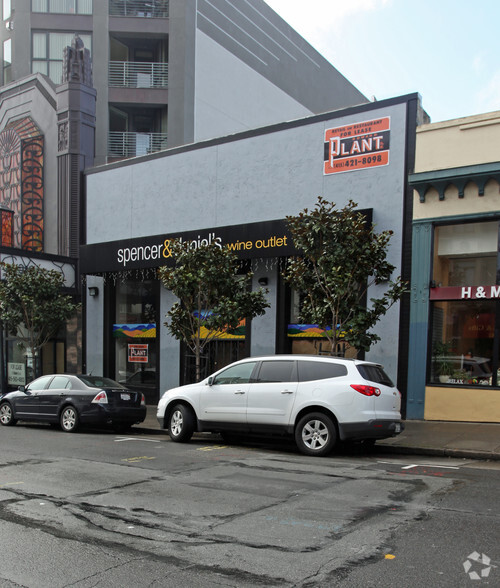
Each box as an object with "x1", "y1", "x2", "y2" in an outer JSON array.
[
  {"x1": 297, "y1": 360, "x2": 347, "y2": 382},
  {"x1": 356, "y1": 364, "x2": 394, "y2": 386}
]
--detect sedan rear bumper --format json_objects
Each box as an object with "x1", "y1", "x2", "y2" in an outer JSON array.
[
  {"x1": 80, "y1": 404, "x2": 147, "y2": 425},
  {"x1": 338, "y1": 419, "x2": 404, "y2": 441}
]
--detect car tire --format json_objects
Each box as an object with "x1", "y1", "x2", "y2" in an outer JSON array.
[
  {"x1": 168, "y1": 404, "x2": 195, "y2": 443},
  {"x1": 295, "y1": 412, "x2": 337, "y2": 457},
  {"x1": 60, "y1": 405, "x2": 79, "y2": 433},
  {"x1": 0, "y1": 402, "x2": 17, "y2": 426}
]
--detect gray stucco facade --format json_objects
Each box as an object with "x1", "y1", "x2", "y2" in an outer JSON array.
[{"x1": 82, "y1": 94, "x2": 422, "y2": 405}]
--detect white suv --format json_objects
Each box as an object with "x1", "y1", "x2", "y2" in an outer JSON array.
[{"x1": 157, "y1": 355, "x2": 404, "y2": 456}]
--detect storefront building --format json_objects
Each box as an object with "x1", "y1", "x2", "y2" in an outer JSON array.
[
  {"x1": 81, "y1": 94, "x2": 425, "y2": 405},
  {"x1": 407, "y1": 110, "x2": 500, "y2": 422}
]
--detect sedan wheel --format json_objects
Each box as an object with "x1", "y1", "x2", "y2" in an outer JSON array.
[
  {"x1": 60, "y1": 405, "x2": 79, "y2": 433},
  {"x1": 168, "y1": 404, "x2": 195, "y2": 443},
  {"x1": 0, "y1": 402, "x2": 17, "y2": 426},
  {"x1": 295, "y1": 412, "x2": 336, "y2": 457}
]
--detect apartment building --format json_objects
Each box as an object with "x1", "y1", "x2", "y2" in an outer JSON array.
[{"x1": 1, "y1": 0, "x2": 368, "y2": 166}]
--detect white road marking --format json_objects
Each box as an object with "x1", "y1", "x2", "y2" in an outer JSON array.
[
  {"x1": 115, "y1": 437, "x2": 161, "y2": 443},
  {"x1": 401, "y1": 464, "x2": 460, "y2": 470},
  {"x1": 377, "y1": 461, "x2": 460, "y2": 470}
]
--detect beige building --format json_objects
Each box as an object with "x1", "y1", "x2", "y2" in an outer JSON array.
[{"x1": 407, "y1": 111, "x2": 500, "y2": 422}]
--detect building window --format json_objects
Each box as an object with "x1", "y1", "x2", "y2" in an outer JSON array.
[
  {"x1": 3, "y1": 0, "x2": 11, "y2": 21},
  {"x1": 3, "y1": 38, "x2": 11, "y2": 84},
  {"x1": 429, "y1": 221, "x2": 499, "y2": 387},
  {"x1": 32, "y1": 32, "x2": 92, "y2": 84},
  {"x1": 32, "y1": 0, "x2": 92, "y2": 14}
]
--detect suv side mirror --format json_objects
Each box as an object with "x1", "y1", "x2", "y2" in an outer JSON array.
[{"x1": 18, "y1": 385, "x2": 26, "y2": 393}]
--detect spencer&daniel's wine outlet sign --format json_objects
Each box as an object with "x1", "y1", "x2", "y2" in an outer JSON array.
[{"x1": 80, "y1": 219, "x2": 297, "y2": 274}]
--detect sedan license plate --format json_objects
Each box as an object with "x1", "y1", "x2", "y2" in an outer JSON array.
[{"x1": 121, "y1": 393, "x2": 131, "y2": 401}]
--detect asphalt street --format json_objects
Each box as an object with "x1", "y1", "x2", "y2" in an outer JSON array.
[{"x1": 0, "y1": 422, "x2": 498, "y2": 587}]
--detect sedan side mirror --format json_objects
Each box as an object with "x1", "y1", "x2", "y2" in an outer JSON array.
[
  {"x1": 207, "y1": 377, "x2": 214, "y2": 386},
  {"x1": 18, "y1": 385, "x2": 26, "y2": 393}
]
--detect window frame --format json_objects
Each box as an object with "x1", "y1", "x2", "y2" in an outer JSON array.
[
  {"x1": 428, "y1": 218, "x2": 500, "y2": 388},
  {"x1": 31, "y1": 31, "x2": 92, "y2": 84},
  {"x1": 31, "y1": 0, "x2": 93, "y2": 15}
]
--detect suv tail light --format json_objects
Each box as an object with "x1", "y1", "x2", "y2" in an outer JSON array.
[
  {"x1": 140, "y1": 393, "x2": 146, "y2": 406},
  {"x1": 92, "y1": 391, "x2": 108, "y2": 404},
  {"x1": 351, "y1": 384, "x2": 381, "y2": 397}
]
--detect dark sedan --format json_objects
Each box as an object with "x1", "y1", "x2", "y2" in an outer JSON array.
[{"x1": 0, "y1": 374, "x2": 147, "y2": 433}]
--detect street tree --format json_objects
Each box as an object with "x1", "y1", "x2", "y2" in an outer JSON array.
[
  {"x1": 0, "y1": 262, "x2": 80, "y2": 377},
  {"x1": 158, "y1": 241, "x2": 269, "y2": 382},
  {"x1": 283, "y1": 197, "x2": 406, "y2": 356}
]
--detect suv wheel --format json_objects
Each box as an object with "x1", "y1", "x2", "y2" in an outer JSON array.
[
  {"x1": 168, "y1": 404, "x2": 195, "y2": 443},
  {"x1": 295, "y1": 412, "x2": 336, "y2": 457}
]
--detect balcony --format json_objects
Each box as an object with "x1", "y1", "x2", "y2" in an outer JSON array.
[
  {"x1": 109, "y1": 61, "x2": 168, "y2": 88},
  {"x1": 109, "y1": 0, "x2": 169, "y2": 17},
  {"x1": 108, "y1": 131, "x2": 168, "y2": 159}
]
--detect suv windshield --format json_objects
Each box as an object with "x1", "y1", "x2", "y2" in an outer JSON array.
[
  {"x1": 78, "y1": 376, "x2": 126, "y2": 389},
  {"x1": 356, "y1": 364, "x2": 394, "y2": 387}
]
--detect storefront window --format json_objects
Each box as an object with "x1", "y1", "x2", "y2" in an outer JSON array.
[
  {"x1": 433, "y1": 222, "x2": 497, "y2": 287},
  {"x1": 287, "y1": 288, "x2": 355, "y2": 357},
  {"x1": 430, "y1": 221, "x2": 499, "y2": 387},
  {"x1": 430, "y1": 300, "x2": 494, "y2": 386},
  {"x1": 113, "y1": 280, "x2": 157, "y2": 402}
]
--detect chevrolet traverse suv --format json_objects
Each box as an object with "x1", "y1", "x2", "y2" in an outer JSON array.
[{"x1": 157, "y1": 355, "x2": 403, "y2": 456}]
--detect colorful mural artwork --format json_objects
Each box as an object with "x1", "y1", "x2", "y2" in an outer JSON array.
[
  {"x1": 197, "y1": 321, "x2": 246, "y2": 340},
  {"x1": 287, "y1": 324, "x2": 347, "y2": 338},
  {"x1": 113, "y1": 324, "x2": 157, "y2": 338},
  {"x1": 192, "y1": 311, "x2": 246, "y2": 340},
  {"x1": 0, "y1": 117, "x2": 44, "y2": 252}
]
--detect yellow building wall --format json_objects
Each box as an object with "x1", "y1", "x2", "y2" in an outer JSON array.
[
  {"x1": 424, "y1": 387, "x2": 500, "y2": 422},
  {"x1": 413, "y1": 110, "x2": 500, "y2": 220},
  {"x1": 415, "y1": 110, "x2": 500, "y2": 173}
]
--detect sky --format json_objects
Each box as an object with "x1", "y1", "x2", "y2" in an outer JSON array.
[{"x1": 263, "y1": 0, "x2": 500, "y2": 123}]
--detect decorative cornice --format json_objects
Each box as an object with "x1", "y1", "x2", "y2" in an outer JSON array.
[{"x1": 409, "y1": 162, "x2": 500, "y2": 202}]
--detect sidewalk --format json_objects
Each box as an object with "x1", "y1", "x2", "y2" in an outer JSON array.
[{"x1": 137, "y1": 407, "x2": 500, "y2": 461}]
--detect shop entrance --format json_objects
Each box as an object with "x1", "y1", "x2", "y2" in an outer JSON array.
[{"x1": 111, "y1": 279, "x2": 159, "y2": 404}]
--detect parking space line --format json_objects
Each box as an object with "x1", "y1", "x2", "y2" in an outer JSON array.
[
  {"x1": 401, "y1": 464, "x2": 460, "y2": 470},
  {"x1": 115, "y1": 437, "x2": 161, "y2": 443}
]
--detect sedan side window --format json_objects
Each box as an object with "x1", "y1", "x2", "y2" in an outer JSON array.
[
  {"x1": 26, "y1": 375, "x2": 53, "y2": 391},
  {"x1": 254, "y1": 361, "x2": 296, "y2": 383},
  {"x1": 212, "y1": 362, "x2": 257, "y2": 385},
  {"x1": 48, "y1": 376, "x2": 72, "y2": 390}
]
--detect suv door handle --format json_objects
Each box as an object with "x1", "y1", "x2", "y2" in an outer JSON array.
[
  {"x1": 234, "y1": 390, "x2": 246, "y2": 395},
  {"x1": 281, "y1": 390, "x2": 294, "y2": 394}
]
